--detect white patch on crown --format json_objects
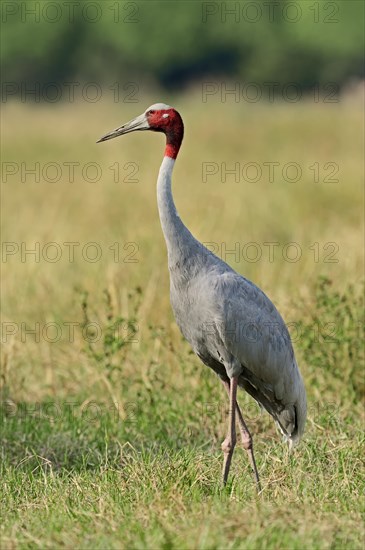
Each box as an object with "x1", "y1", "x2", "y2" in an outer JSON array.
[{"x1": 146, "y1": 103, "x2": 172, "y2": 112}]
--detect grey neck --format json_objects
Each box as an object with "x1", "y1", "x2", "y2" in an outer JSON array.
[{"x1": 156, "y1": 156, "x2": 200, "y2": 268}]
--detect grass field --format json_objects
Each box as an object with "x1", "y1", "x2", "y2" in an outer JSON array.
[{"x1": 1, "y1": 90, "x2": 364, "y2": 549}]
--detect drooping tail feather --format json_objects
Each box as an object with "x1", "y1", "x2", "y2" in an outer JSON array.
[
  {"x1": 238, "y1": 365, "x2": 307, "y2": 447},
  {"x1": 276, "y1": 373, "x2": 307, "y2": 448}
]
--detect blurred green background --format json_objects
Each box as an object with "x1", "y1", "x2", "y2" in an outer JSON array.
[{"x1": 1, "y1": 0, "x2": 364, "y2": 92}]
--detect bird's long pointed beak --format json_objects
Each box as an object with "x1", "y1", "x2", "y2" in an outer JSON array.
[{"x1": 97, "y1": 112, "x2": 149, "y2": 143}]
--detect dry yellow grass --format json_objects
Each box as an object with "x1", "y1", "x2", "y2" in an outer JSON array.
[{"x1": 2, "y1": 92, "x2": 363, "y2": 400}]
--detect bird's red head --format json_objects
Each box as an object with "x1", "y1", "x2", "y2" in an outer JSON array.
[
  {"x1": 146, "y1": 104, "x2": 184, "y2": 159},
  {"x1": 97, "y1": 103, "x2": 184, "y2": 160}
]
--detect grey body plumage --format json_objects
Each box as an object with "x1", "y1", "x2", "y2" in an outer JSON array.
[{"x1": 158, "y1": 155, "x2": 306, "y2": 448}]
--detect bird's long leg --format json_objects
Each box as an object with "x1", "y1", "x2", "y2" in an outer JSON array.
[
  {"x1": 221, "y1": 376, "x2": 238, "y2": 485},
  {"x1": 222, "y1": 379, "x2": 262, "y2": 492}
]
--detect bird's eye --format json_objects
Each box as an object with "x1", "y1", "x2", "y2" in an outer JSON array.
[{"x1": 148, "y1": 110, "x2": 155, "y2": 115}]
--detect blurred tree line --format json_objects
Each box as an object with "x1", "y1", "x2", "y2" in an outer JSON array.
[{"x1": 1, "y1": 0, "x2": 364, "y2": 94}]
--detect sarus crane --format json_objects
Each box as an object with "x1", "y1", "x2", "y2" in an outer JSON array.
[{"x1": 97, "y1": 104, "x2": 307, "y2": 492}]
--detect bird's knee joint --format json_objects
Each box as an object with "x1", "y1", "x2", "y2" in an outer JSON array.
[
  {"x1": 242, "y1": 435, "x2": 253, "y2": 451},
  {"x1": 221, "y1": 437, "x2": 236, "y2": 455}
]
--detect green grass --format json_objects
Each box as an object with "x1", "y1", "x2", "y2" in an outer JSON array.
[{"x1": 1, "y1": 93, "x2": 364, "y2": 548}]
